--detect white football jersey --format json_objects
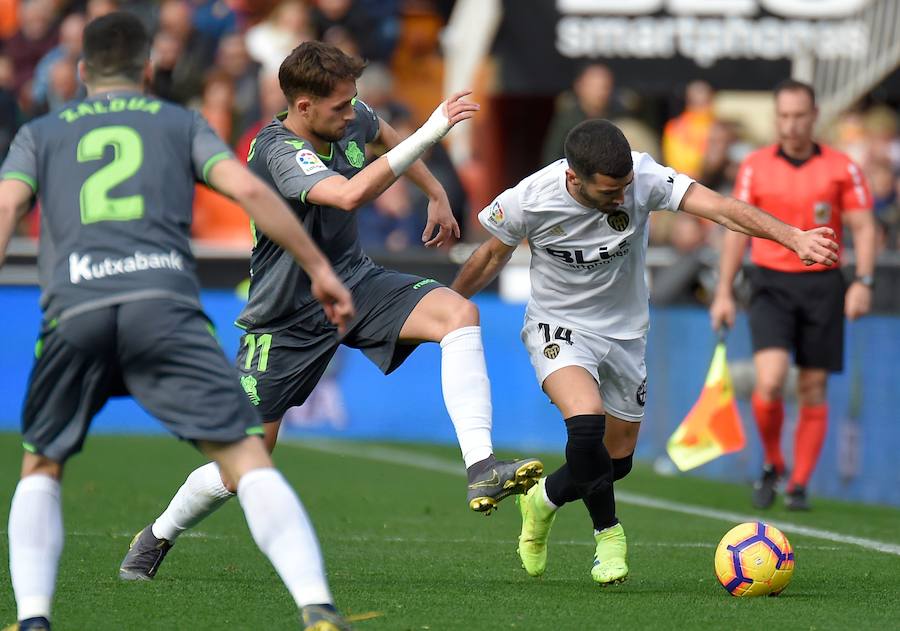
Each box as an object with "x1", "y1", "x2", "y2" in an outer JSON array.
[{"x1": 478, "y1": 153, "x2": 694, "y2": 339}]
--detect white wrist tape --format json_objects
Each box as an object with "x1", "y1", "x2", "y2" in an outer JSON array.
[{"x1": 385, "y1": 102, "x2": 451, "y2": 175}]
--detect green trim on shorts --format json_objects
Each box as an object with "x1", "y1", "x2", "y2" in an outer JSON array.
[
  {"x1": 234, "y1": 321, "x2": 248, "y2": 330},
  {"x1": 23, "y1": 442, "x2": 37, "y2": 453},
  {"x1": 245, "y1": 426, "x2": 264, "y2": 436},
  {"x1": 413, "y1": 278, "x2": 437, "y2": 290},
  {"x1": 34, "y1": 318, "x2": 57, "y2": 358}
]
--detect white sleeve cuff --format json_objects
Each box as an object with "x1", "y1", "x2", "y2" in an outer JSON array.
[{"x1": 668, "y1": 173, "x2": 695, "y2": 212}]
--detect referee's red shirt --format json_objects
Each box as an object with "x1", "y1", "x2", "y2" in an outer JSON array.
[{"x1": 732, "y1": 143, "x2": 872, "y2": 273}]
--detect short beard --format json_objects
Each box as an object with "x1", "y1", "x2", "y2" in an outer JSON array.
[
  {"x1": 314, "y1": 125, "x2": 345, "y2": 143},
  {"x1": 579, "y1": 184, "x2": 607, "y2": 211}
]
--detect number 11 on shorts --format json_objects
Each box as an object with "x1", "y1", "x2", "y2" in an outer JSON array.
[{"x1": 243, "y1": 333, "x2": 272, "y2": 372}]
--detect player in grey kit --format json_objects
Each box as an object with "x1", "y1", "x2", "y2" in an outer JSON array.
[
  {"x1": 118, "y1": 40, "x2": 542, "y2": 584},
  {"x1": 0, "y1": 13, "x2": 357, "y2": 631}
]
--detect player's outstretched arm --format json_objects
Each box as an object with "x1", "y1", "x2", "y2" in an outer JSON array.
[
  {"x1": 0, "y1": 180, "x2": 33, "y2": 268},
  {"x1": 679, "y1": 182, "x2": 838, "y2": 267},
  {"x1": 305, "y1": 91, "x2": 478, "y2": 213},
  {"x1": 208, "y1": 159, "x2": 355, "y2": 332},
  {"x1": 377, "y1": 118, "x2": 459, "y2": 248},
  {"x1": 451, "y1": 237, "x2": 516, "y2": 298}
]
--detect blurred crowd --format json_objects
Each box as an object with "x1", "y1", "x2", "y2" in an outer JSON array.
[
  {"x1": 541, "y1": 64, "x2": 900, "y2": 259},
  {"x1": 0, "y1": 0, "x2": 461, "y2": 248},
  {"x1": 2, "y1": 0, "x2": 899, "y2": 267}
]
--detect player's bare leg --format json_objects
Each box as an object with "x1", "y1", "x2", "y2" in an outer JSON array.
[
  {"x1": 120, "y1": 418, "x2": 284, "y2": 582},
  {"x1": 7, "y1": 454, "x2": 65, "y2": 630},
  {"x1": 787, "y1": 367, "x2": 828, "y2": 510},
  {"x1": 751, "y1": 348, "x2": 791, "y2": 508},
  {"x1": 398, "y1": 287, "x2": 542, "y2": 512}
]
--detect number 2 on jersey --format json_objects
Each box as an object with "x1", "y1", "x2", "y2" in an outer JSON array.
[
  {"x1": 538, "y1": 323, "x2": 573, "y2": 345},
  {"x1": 77, "y1": 125, "x2": 145, "y2": 224}
]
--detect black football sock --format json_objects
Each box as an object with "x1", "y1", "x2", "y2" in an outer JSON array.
[
  {"x1": 545, "y1": 450, "x2": 635, "y2": 508},
  {"x1": 564, "y1": 414, "x2": 617, "y2": 531},
  {"x1": 545, "y1": 463, "x2": 579, "y2": 506},
  {"x1": 612, "y1": 452, "x2": 634, "y2": 481}
]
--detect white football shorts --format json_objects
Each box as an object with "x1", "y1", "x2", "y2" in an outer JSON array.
[{"x1": 521, "y1": 314, "x2": 647, "y2": 422}]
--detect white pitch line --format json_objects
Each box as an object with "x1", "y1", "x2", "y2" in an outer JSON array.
[
  {"x1": 340, "y1": 535, "x2": 844, "y2": 551},
  {"x1": 0, "y1": 530, "x2": 843, "y2": 551},
  {"x1": 288, "y1": 439, "x2": 900, "y2": 557},
  {"x1": 0, "y1": 530, "x2": 235, "y2": 540}
]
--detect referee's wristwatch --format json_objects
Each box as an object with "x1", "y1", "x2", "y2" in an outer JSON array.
[{"x1": 853, "y1": 274, "x2": 875, "y2": 288}]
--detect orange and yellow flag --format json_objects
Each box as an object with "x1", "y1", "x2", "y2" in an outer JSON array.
[{"x1": 666, "y1": 341, "x2": 746, "y2": 471}]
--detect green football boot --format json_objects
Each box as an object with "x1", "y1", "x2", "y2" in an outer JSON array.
[
  {"x1": 516, "y1": 477, "x2": 557, "y2": 577},
  {"x1": 591, "y1": 522, "x2": 628, "y2": 585}
]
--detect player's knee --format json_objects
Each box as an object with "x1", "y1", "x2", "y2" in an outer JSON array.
[
  {"x1": 796, "y1": 380, "x2": 826, "y2": 406},
  {"x1": 797, "y1": 384, "x2": 825, "y2": 407},
  {"x1": 754, "y1": 379, "x2": 784, "y2": 401},
  {"x1": 446, "y1": 297, "x2": 480, "y2": 331},
  {"x1": 612, "y1": 452, "x2": 634, "y2": 481}
]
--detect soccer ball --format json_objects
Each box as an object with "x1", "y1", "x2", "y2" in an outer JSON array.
[{"x1": 714, "y1": 522, "x2": 795, "y2": 597}]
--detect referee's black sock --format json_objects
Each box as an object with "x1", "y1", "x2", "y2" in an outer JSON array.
[
  {"x1": 562, "y1": 414, "x2": 617, "y2": 531},
  {"x1": 545, "y1": 452, "x2": 635, "y2": 507}
]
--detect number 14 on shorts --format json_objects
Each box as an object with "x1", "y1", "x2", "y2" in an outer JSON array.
[{"x1": 538, "y1": 323, "x2": 573, "y2": 345}]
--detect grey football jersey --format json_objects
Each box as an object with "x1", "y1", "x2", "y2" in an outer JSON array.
[
  {"x1": 236, "y1": 98, "x2": 380, "y2": 330},
  {"x1": 0, "y1": 91, "x2": 233, "y2": 320}
]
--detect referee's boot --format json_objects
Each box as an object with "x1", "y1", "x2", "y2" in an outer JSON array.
[
  {"x1": 118, "y1": 524, "x2": 173, "y2": 581},
  {"x1": 751, "y1": 464, "x2": 783, "y2": 510},
  {"x1": 3, "y1": 617, "x2": 50, "y2": 631},
  {"x1": 785, "y1": 485, "x2": 811, "y2": 511},
  {"x1": 467, "y1": 456, "x2": 544, "y2": 514},
  {"x1": 302, "y1": 604, "x2": 352, "y2": 631}
]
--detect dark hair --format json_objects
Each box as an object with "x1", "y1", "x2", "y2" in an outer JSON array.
[
  {"x1": 564, "y1": 119, "x2": 633, "y2": 179},
  {"x1": 279, "y1": 41, "x2": 367, "y2": 102},
  {"x1": 774, "y1": 79, "x2": 816, "y2": 106},
  {"x1": 82, "y1": 12, "x2": 149, "y2": 83}
]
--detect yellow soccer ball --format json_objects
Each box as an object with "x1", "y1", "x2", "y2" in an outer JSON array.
[{"x1": 714, "y1": 522, "x2": 795, "y2": 597}]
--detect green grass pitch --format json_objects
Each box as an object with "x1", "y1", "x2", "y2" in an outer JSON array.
[{"x1": 1, "y1": 433, "x2": 899, "y2": 630}]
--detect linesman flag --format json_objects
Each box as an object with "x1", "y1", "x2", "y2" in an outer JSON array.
[{"x1": 667, "y1": 337, "x2": 745, "y2": 471}]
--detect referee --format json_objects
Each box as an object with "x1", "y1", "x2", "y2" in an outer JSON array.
[{"x1": 710, "y1": 79, "x2": 876, "y2": 511}]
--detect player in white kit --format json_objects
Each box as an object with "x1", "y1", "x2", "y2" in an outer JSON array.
[{"x1": 451, "y1": 119, "x2": 838, "y2": 585}]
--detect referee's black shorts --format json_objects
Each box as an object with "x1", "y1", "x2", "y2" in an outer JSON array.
[{"x1": 747, "y1": 266, "x2": 846, "y2": 372}]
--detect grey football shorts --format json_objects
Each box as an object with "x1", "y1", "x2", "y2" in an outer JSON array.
[
  {"x1": 236, "y1": 266, "x2": 443, "y2": 421},
  {"x1": 22, "y1": 299, "x2": 262, "y2": 462}
]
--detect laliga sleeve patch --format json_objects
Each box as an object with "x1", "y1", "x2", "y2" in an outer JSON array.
[
  {"x1": 296, "y1": 149, "x2": 328, "y2": 175},
  {"x1": 488, "y1": 201, "x2": 504, "y2": 225}
]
